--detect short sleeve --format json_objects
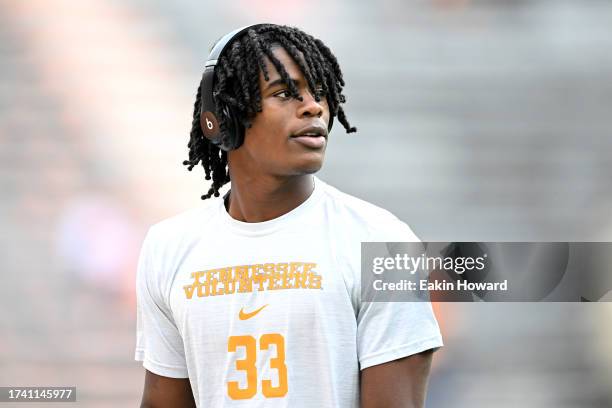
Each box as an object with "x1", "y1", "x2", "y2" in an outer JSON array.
[
  {"x1": 357, "y1": 300, "x2": 443, "y2": 370},
  {"x1": 134, "y1": 227, "x2": 189, "y2": 378},
  {"x1": 357, "y1": 216, "x2": 443, "y2": 370}
]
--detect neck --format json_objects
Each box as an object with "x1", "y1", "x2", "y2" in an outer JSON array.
[{"x1": 225, "y1": 174, "x2": 315, "y2": 223}]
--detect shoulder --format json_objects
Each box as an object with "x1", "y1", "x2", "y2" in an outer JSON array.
[
  {"x1": 317, "y1": 178, "x2": 420, "y2": 242},
  {"x1": 138, "y1": 200, "x2": 220, "y2": 292}
]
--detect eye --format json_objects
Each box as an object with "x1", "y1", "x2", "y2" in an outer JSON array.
[
  {"x1": 273, "y1": 89, "x2": 291, "y2": 99},
  {"x1": 314, "y1": 83, "x2": 326, "y2": 95}
]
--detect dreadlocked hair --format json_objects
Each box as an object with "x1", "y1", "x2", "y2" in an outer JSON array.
[{"x1": 183, "y1": 24, "x2": 357, "y2": 200}]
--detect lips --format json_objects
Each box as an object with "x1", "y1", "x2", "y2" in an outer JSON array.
[
  {"x1": 291, "y1": 124, "x2": 328, "y2": 139},
  {"x1": 290, "y1": 123, "x2": 328, "y2": 149}
]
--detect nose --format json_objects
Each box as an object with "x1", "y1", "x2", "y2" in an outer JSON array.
[{"x1": 296, "y1": 88, "x2": 324, "y2": 118}]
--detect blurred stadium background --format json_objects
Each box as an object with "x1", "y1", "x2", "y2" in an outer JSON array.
[{"x1": 1, "y1": 0, "x2": 611, "y2": 406}]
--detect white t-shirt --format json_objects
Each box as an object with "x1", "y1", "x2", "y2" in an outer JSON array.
[{"x1": 135, "y1": 177, "x2": 443, "y2": 407}]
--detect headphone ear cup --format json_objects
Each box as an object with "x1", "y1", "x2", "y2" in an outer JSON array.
[
  {"x1": 219, "y1": 103, "x2": 235, "y2": 151},
  {"x1": 217, "y1": 103, "x2": 245, "y2": 151},
  {"x1": 230, "y1": 106, "x2": 245, "y2": 149}
]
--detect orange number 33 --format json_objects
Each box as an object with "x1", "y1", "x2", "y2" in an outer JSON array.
[{"x1": 227, "y1": 333, "x2": 288, "y2": 400}]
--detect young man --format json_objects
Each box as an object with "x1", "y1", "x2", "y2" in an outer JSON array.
[{"x1": 135, "y1": 24, "x2": 443, "y2": 407}]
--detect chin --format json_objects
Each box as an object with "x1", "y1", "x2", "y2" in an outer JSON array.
[
  {"x1": 293, "y1": 154, "x2": 325, "y2": 174},
  {"x1": 291, "y1": 163, "x2": 323, "y2": 175}
]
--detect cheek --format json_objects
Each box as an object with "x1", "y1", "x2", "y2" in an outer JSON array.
[
  {"x1": 257, "y1": 110, "x2": 289, "y2": 141},
  {"x1": 244, "y1": 114, "x2": 286, "y2": 152},
  {"x1": 319, "y1": 99, "x2": 331, "y2": 119}
]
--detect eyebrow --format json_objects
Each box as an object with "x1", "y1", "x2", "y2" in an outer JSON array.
[{"x1": 263, "y1": 77, "x2": 300, "y2": 92}]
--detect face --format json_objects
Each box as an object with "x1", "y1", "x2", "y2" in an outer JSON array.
[{"x1": 228, "y1": 46, "x2": 330, "y2": 178}]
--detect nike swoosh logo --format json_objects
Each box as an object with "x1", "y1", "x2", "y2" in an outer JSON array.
[{"x1": 239, "y1": 304, "x2": 268, "y2": 320}]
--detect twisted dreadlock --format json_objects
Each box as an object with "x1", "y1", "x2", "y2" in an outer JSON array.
[{"x1": 183, "y1": 24, "x2": 357, "y2": 200}]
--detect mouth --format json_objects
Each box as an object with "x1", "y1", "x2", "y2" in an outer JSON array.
[
  {"x1": 291, "y1": 124, "x2": 328, "y2": 139},
  {"x1": 290, "y1": 124, "x2": 328, "y2": 149}
]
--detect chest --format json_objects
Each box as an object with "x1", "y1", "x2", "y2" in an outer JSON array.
[{"x1": 167, "y1": 238, "x2": 359, "y2": 341}]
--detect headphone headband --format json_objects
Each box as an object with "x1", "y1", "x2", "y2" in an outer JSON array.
[{"x1": 206, "y1": 25, "x2": 263, "y2": 66}]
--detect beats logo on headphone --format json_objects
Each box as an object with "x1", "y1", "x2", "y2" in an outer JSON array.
[{"x1": 200, "y1": 111, "x2": 219, "y2": 138}]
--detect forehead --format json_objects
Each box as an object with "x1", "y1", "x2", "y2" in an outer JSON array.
[{"x1": 260, "y1": 46, "x2": 306, "y2": 84}]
